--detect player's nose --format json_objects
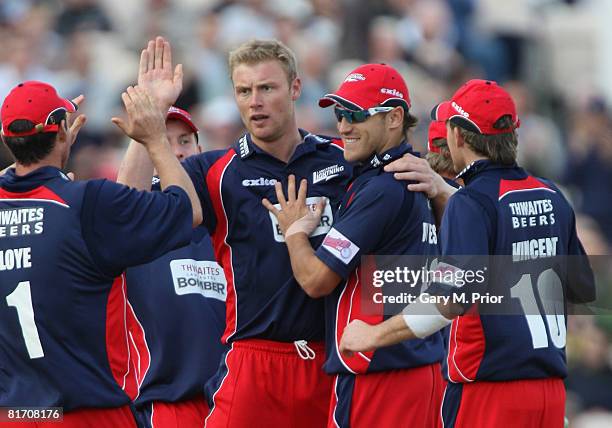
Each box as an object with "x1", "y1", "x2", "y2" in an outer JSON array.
[{"x1": 337, "y1": 117, "x2": 353, "y2": 134}]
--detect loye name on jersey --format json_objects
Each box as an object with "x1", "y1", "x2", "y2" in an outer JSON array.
[
  {"x1": 269, "y1": 196, "x2": 333, "y2": 243},
  {"x1": 170, "y1": 259, "x2": 227, "y2": 301}
]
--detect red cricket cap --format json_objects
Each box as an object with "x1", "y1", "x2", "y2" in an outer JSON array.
[
  {"x1": 431, "y1": 79, "x2": 520, "y2": 135},
  {"x1": 319, "y1": 63, "x2": 411, "y2": 111},
  {"x1": 427, "y1": 120, "x2": 447, "y2": 153},
  {"x1": 166, "y1": 106, "x2": 198, "y2": 133},
  {"x1": 1, "y1": 81, "x2": 77, "y2": 137}
]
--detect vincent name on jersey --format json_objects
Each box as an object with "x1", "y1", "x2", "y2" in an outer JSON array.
[
  {"x1": 512, "y1": 237, "x2": 559, "y2": 262},
  {"x1": 0, "y1": 207, "x2": 44, "y2": 238}
]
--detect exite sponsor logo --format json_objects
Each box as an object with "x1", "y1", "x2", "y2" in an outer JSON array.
[
  {"x1": 322, "y1": 227, "x2": 359, "y2": 264},
  {"x1": 242, "y1": 177, "x2": 278, "y2": 187},
  {"x1": 170, "y1": 259, "x2": 227, "y2": 301},
  {"x1": 380, "y1": 88, "x2": 403, "y2": 98},
  {"x1": 344, "y1": 73, "x2": 366, "y2": 82},
  {"x1": 312, "y1": 164, "x2": 345, "y2": 184},
  {"x1": 451, "y1": 101, "x2": 469, "y2": 118},
  {"x1": 269, "y1": 196, "x2": 333, "y2": 242}
]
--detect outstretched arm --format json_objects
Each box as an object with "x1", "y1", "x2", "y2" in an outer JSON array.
[
  {"x1": 263, "y1": 175, "x2": 342, "y2": 298},
  {"x1": 117, "y1": 36, "x2": 183, "y2": 190},
  {"x1": 112, "y1": 85, "x2": 202, "y2": 227},
  {"x1": 339, "y1": 298, "x2": 459, "y2": 356}
]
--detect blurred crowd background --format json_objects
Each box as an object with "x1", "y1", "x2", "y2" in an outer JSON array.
[{"x1": 0, "y1": 0, "x2": 611, "y2": 425}]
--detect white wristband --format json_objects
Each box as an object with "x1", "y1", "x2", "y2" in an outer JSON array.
[{"x1": 401, "y1": 296, "x2": 452, "y2": 339}]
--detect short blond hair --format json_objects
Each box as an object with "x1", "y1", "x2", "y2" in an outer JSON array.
[{"x1": 228, "y1": 39, "x2": 298, "y2": 84}]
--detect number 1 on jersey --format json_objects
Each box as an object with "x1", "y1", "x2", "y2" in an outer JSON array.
[{"x1": 6, "y1": 281, "x2": 45, "y2": 359}]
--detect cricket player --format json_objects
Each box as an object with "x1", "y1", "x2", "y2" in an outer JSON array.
[
  {"x1": 120, "y1": 102, "x2": 226, "y2": 427},
  {"x1": 427, "y1": 119, "x2": 460, "y2": 185},
  {"x1": 340, "y1": 79, "x2": 596, "y2": 428},
  {"x1": 0, "y1": 81, "x2": 201, "y2": 427},
  {"x1": 118, "y1": 37, "x2": 348, "y2": 428},
  {"x1": 264, "y1": 63, "x2": 446, "y2": 428}
]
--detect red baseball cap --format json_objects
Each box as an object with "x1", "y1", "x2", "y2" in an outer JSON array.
[
  {"x1": 319, "y1": 63, "x2": 411, "y2": 111},
  {"x1": 431, "y1": 79, "x2": 520, "y2": 135},
  {"x1": 1, "y1": 81, "x2": 77, "y2": 137},
  {"x1": 427, "y1": 120, "x2": 447, "y2": 153},
  {"x1": 166, "y1": 106, "x2": 198, "y2": 133}
]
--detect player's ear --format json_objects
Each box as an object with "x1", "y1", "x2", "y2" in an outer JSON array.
[
  {"x1": 56, "y1": 119, "x2": 68, "y2": 143},
  {"x1": 452, "y1": 126, "x2": 464, "y2": 147},
  {"x1": 386, "y1": 107, "x2": 403, "y2": 130},
  {"x1": 290, "y1": 77, "x2": 301, "y2": 101}
]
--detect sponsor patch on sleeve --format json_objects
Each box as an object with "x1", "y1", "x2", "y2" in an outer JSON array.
[{"x1": 321, "y1": 227, "x2": 360, "y2": 265}]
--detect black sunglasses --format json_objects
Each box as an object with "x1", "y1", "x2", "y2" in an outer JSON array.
[{"x1": 333, "y1": 106, "x2": 394, "y2": 124}]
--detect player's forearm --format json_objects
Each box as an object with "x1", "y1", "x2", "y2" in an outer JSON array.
[
  {"x1": 117, "y1": 140, "x2": 155, "y2": 190},
  {"x1": 371, "y1": 315, "x2": 418, "y2": 347},
  {"x1": 146, "y1": 137, "x2": 203, "y2": 227},
  {"x1": 285, "y1": 233, "x2": 338, "y2": 298},
  {"x1": 371, "y1": 301, "x2": 456, "y2": 349}
]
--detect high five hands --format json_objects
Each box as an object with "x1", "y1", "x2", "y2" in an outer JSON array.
[{"x1": 138, "y1": 36, "x2": 183, "y2": 113}]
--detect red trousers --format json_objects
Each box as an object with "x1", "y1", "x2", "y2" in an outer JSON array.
[
  {"x1": 136, "y1": 394, "x2": 209, "y2": 428},
  {"x1": 441, "y1": 378, "x2": 565, "y2": 428},
  {"x1": 205, "y1": 339, "x2": 332, "y2": 428},
  {"x1": 329, "y1": 363, "x2": 445, "y2": 428}
]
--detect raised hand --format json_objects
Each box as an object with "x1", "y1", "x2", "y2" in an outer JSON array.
[
  {"x1": 262, "y1": 175, "x2": 326, "y2": 238},
  {"x1": 138, "y1": 36, "x2": 183, "y2": 112},
  {"x1": 111, "y1": 86, "x2": 167, "y2": 146}
]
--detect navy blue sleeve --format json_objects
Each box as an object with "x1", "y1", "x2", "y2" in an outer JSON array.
[
  {"x1": 182, "y1": 154, "x2": 218, "y2": 233},
  {"x1": 81, "y1": 179, "x2": 193, "y2": 277},
  {"x1": 566, "y1": 209, "x2": 596, "y2": 303},
  {"x1": 427, "y1": 190, "x2": 491, "y2": 304},
  {"x1": 540, "y1": 178, "x2": 596, "y2": 304},
  {"x1": 315, "y1": 179, "x2": 408, "y2": 279}
]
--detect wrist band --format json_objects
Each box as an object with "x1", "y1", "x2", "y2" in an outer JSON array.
[
  {"x1": 285, "y1": 216, "x2": 312, "y2": 238},
  {"x1": 402, "y1": 296, "x2": 453, "y2": 338}
]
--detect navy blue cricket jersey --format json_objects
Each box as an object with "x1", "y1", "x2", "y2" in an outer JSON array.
[
  {"x1": 126, "y1": 224, "x2": 226, "y2": 408},
  {"x1": 0, "y1": 166, "x2": 193, "y2": 410},
  {"x1": 315, "y1": 143, "x2": 445, "y2": 375},
  {"x1": 430, "y1": 160, "x2": 596, "y2": 382},
  {"x1": 182, "y1": 130, "x2": 351, "y2": 343}
]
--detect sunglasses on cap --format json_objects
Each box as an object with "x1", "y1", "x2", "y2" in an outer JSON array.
[{"x1": 333, "y1": 106, "x2": 395, "y2": 124}]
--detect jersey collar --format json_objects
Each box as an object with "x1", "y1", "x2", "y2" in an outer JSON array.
[
  {"x1": 0, "y1": 166, "x2": 70, "y2": 191},
  {"x1": 235, "y1": 129, "x2": 333, "y2": 162},
  {"x1": 358, "y1": 141, "x2": 415, "y2": 175},
  {"x1": 456, "y1": 159, "x2": 521, "y2": 184}
]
